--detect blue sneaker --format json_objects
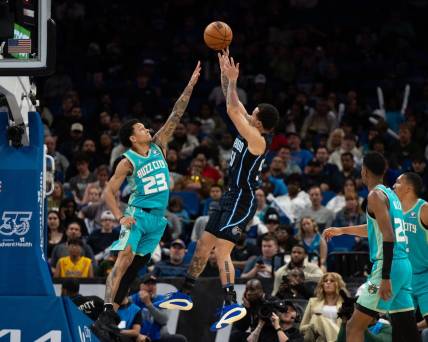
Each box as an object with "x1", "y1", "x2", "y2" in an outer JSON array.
[
  {"x1": 152, "y1": 291, "x2": 193, "y2": 311},
  {"x1": 210, "y1": 303, "x2": 247, "y2": 331}
]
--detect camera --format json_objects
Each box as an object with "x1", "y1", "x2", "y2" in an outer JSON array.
[{"x1": 258, "y1": 298, "x2": 288, "y2": 322}]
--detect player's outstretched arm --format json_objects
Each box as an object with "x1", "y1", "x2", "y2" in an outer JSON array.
[
  {"x1": 322, "y1": 224, "x2": 368, "y2": 241},
  {"x1": 153, "y1": 62, "x2": 201, "y2": 154},
  {"x1": 218, "y1": 49, "x2": 250, "y2": 121},
  {"x1": 104, "y1": 158, "x2": 136, "y2": 228},
  {"x1": 222, "y1": 55, "x2": 265, "y2": 155}
]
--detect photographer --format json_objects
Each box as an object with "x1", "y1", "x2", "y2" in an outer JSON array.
[
  {"x1": 247, "y1": 301, "x2": 304, "y2": 342},
  {"x1": 230, "y1": 279, "x2": 266, "y2": 342},
  {"x1": 276, "y1": 268, "x2": 312, "y2": 300}
]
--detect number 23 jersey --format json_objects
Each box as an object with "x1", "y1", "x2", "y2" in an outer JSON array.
[{"x1": 123, "y1": 144, "x2": 170, "y2": 211}]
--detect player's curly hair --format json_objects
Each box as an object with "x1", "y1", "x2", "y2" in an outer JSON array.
[
  {"x1": 257, "y1": 103, "x2": 279, "y2": 131},
  {"x1": 119, "y1": 119, "x2": 141, "y2": 148}
]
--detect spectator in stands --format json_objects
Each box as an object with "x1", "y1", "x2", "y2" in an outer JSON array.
[
  {"x1": 200, "y1": 248, "x2": 219, "y2": 277},
  {"x1": 82, "y1": 165, "x2": 110, "y2": 199},
  {"x1": 273, "y1": 244, "x2": 323, "y2": 296},
  {"x1": 298, "y1": 217, "x2": 327, "y2": 271},
  {"x1": 218, "y1": 132, "x2": 234, "y2": 169},
  {"x1": 174, "y1": 157, "x2": 212, "y2": 197},
  {"x1": 170, "y1": 123, "x2": 199, "y2": 160},
  {"x1": 154, "y1": 239, "x2": 188, "y2": 278},
  {"x1": 270, "y1": 156, "x2": 288, "y2": 182},
  {"x1": 300, "y1": 272, "x2": 348, "y2": 342},
  {"x1": 329, "y1": 134, "x2": 362, "y2": 171},
  {"x1": 168, "y1": 197, "x2": 190, "y2": 228},
  {"x1": 230, "y1": 279, "x2": 265, "y2": 342},
  {"x1": 410, "y1": 155, "x2": 428, "y2": 199},
  {"x1": 47, "y1": 210, "x2": 65, "y2": 261},
  {"x1": 231, "y1": 231, "x2": 259, "y2": 273},
  {"x1": 301, "y1": 98, "x2": 337, "y2": 140},
  {"x1": 97, "y1": 251, "x2": 118, "y2": 277},
  {"x1": 59, "y1": 198, "x2": 88, "y2": 235},
  {"x1": 51, "y1": 221, "x2": 94, "y2": 270},
  {"x1": 339, "y1": 152, "x2": 361, "y2": 181},
  {"x1": 326, "y1": 178, "x2": 360, "y2": 216},
  {"x1": 300, "y1": 186, "x2": 334, "y2": 231},
  {"x1": 241, "y1": 234, "x2": 279, "y2": 279},
  {"x1": 263, "y1": 210, "x2": 281, "y2": 235},
  {"x1": 60, "y1": 122, "x2": 86, "y2": 161},
  {"x1": 130, "y1": 274, "x2": 188, "y2": 342},
  {"x1": 81, "y1": 138, "x2": 103, "y2": 171},
  {"x1": 201, "y1": 184, "x2": 222, "y2": 215},
  {"x1": 191, "y1": 149, "x2": 222, "y2": 183},
  {"x1": 275, "y1": 224, "x2": 299, "y2": 254},
  {"x1": 287, "y1": 132, "x2": 313, "y2": 170},
  {"x1": 392, "y1": 123, "x2": 422, "y2": 170},
  {"x1": 275, "y1": 174, "x2": 310, "y2": 224},
  {"x1": 326, "y1": 128, "x2": 345, "y2": 154},
  {"x1": 117, "y1": 294, "x2": 149, "y2": 342},
  {"x1": 69, "y1": 153, "x2": 97, "y2": 203},
  {"x1": 302, "y1": 159, "x2": 330, "y2": 191},
  {"x1": 260, "y1": 165, "x2": 288, "y2": 197},
  {"x1": 87, "y1": 210, "x2": 119, "y2": 262},
  {"x1": 314, "y1": 146, "x2": 342, "y2": 192},
  {"x1": 54, "y1": 238, "x2": 94, "y2": 278},
  {"x1": 276, "y1": 268, "x2": 312, "y2": 300},
  {"x1": 276, "y1": 145, "x2": 302, "y2": 176},
  {"x1": 48, "y1": 181, "x2": 65, "y2": 212},
  {"x1": 61, "y1": 278, "x2": 104, "y2": 321},
  {"x1": 255, "y1": 188, "x2": 270, "y2": 221},
  {"x1": 45, "y1": 135, "x2": 70, "y2": 181},
  {"x1": 81, "y1": 184, "x2": 102, "y2": 208}
]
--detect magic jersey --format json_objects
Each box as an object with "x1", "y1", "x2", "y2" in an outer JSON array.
[
  {"x1": 366, "y1": 185, "x2": 408, "y2": 262},
  {"x1": 403, "y1": 198, "x2": 428, "y2": 274},
  {"x1": 123, "y1": 144, "x2": 170, "y2": 212},
  {"x1": 227, "y1": 134, "x2": 269, "y2": 192}
]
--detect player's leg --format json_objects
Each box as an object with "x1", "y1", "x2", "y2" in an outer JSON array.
[
  {"x1": 346, "y1": 306, "x2": 378, "y2": 342},
  {"x1": 390, "y1": 310, "x2": 420, "y2": 342},
  {"x1": 210, "y1": 239, "x2": 246, "y2": 331},
  {"x1": 413, "y1": 272, "x2": 428, "y2": 331}
]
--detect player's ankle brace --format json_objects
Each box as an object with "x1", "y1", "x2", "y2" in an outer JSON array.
[
  {"x1": 114, "y1": 253, "x2": 150, "y2": 305},
  {"x1": 182, "y1": 275, "x2": 196, "y2": 295},
  {"x1": 223, "y1": 285, "x2": 236, "y2": 305},
  {"x1": 104, "y1": 303, "x2": 114, "y2": 311}
]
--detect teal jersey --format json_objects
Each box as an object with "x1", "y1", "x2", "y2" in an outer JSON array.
[
  {"x1": 403, "y1": 198, "x2": 428, "y2": 274},
  {"x1": 123, "y1": 144, "x2": 170, "y2": 213},
  {"x1": 366, "y1": 185, "x2": 408, "y2": 262}
]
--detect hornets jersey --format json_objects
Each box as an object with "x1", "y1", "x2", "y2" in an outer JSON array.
[
  {"x1": 366, "y1": 185, "x2": 408, "y2": 262},
  {"x1": 123, "y1": 143, "x2": 170, "y2": 212},
  {"x1": 403, "y1": 199, "x2": 428, "y2": 274}
]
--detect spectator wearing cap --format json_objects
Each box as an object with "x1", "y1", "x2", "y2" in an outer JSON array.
[
  {"x1": 153, "y1": 239, "x2": 188, "y2": 278},
  {"x1": 264, "y1": 211, "x2": 281, "y2": 235},
  {"x1": 328, "y1": 134, "x2": 362, "y2": 171},
  {"x1": 287, "y1": 132, "x2": 314, "y2": 170},
  {"x1": 300, "y1": 98, "x2": 337, "y2": 140},
  {"x1": 249, "y1": 73, "x2": 273, "y2": 108},
  {"x1": 68, "y1": 152, "x2": 97, "y2": 202},
  {"x1": 54, "y1": 238, "x2": 94, "y2": 278},
  {"x1": 300, "y1": 185, "x2": 334, "y2": 232},
  {"x1": 275, "y1": 173, "x2": 310, "y2": 224},
  {"x1": 241, "y1": 234, "x2": 279, "y2": 279},
  {"x1": 276, "y1": 145, "x2": 302, "y2": 176},
  {"x1": 87, "y1": 210, "x2": 119, "y2": 262},
  {"x1": 130, "y1": 274, "x2": 188, "y2": 342},
  {"x1": 59, "y1": 122, "x2": 85, "y2": 161}
]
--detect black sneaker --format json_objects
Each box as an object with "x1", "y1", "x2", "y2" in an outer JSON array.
[{"x1": 91, "y1": 310, "x2": 121, "y2": 342}]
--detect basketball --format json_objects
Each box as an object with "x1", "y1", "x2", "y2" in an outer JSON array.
[{"x1": 203, "y1": 21, "x2": 233, "y2": 51}]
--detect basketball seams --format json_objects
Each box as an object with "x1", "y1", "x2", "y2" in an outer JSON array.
[{"x1": 204, "y1": 21, "x2": 232, "y2": 50}]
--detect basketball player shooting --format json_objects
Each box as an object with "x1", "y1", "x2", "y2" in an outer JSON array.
[
  {"x1": 323, "y1": 152, "x2": 419, "y2": 342},
  {"x1": 154, "y1": 49, "x2": 279, "y2": 331},
  {"x1": 92, "y1": 62, "x2": 201, "y2": 341}
]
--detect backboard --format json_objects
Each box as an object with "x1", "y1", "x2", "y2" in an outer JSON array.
[{"x1": 0, "y1": 0, "x2": 55, "y2": 76}]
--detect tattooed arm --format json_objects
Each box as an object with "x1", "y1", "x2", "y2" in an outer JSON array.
[
  {"x1": 153, "y1": 62, "x2": 201, "y2": 154},
  {"x1": 218, "y1": 49, "x2": 251, "y2": 122}
]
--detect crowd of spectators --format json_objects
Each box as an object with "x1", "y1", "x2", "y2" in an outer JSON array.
[{"x1": 37, "y1": 0, "x2": 428, "y2": 340}]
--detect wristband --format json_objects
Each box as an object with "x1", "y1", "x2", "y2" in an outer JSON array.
[
  {"x1": 382, "y1": 241, "x2": 394, "y2": 279},
  {"x1": 276, "y1": 328, "x2": 282, "y2": 332}
]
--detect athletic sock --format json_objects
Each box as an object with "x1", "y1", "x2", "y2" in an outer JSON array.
[
  {"x1": 104, "y1": 303, "x2": 114, "y2": 311},
  {"x1": 181, "y1": 275, "x2": 196, "y2": 295},
  {"x1": 223, "y1": 285, "x2": 237, "y2": 306}
]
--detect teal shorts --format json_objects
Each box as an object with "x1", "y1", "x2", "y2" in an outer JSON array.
[
  {"x1": 110, "y1": 206, "x2": 167, "y2": 257},
  {"x1": 412, "y1": 272, "x2": 428, "y2": 317},
  {"x1": 357, "y1": 258, "x2": 414, "y2": 314}
]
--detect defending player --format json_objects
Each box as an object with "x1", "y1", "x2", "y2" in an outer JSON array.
[
  {"x1": 154, "y1": 50, "x2": 279, "y2": 331},
  {"x1": 393, "y1": 172, "x2": 428, "y2": 331},
  {"x1": 323, "y1": 152, "x2": 420, "y2": 342},
  {"x1": 92, "y1": 62, "x2": 201, "y2": 341}
]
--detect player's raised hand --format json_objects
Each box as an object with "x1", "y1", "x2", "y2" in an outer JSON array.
[
  {"x1": 379, "y1": 279, "x2": 392, "y2": 301},
  {"x1": 187, "y1": 61, "x2": 201, "y2": 87},
  {"x1": 222, "y1": 55, "x2": 239, "y2": 81},
  {"x1": 322, "y1": 227, "x2": 343, "y2": 242}
]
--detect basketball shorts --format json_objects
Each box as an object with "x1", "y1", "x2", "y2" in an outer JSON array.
[
  {"x1": 357, "y1": 258, "x2": 414, "y2": 314},
  {"x1": 110, "y1": 205, "x2": 167, "y2": 257},
  {"x1": 205, "y1": 191, "x2": 256, "y2": 243},
  {"x1": 412, "y1": 272, "x2": 428, "y2": 317}
]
